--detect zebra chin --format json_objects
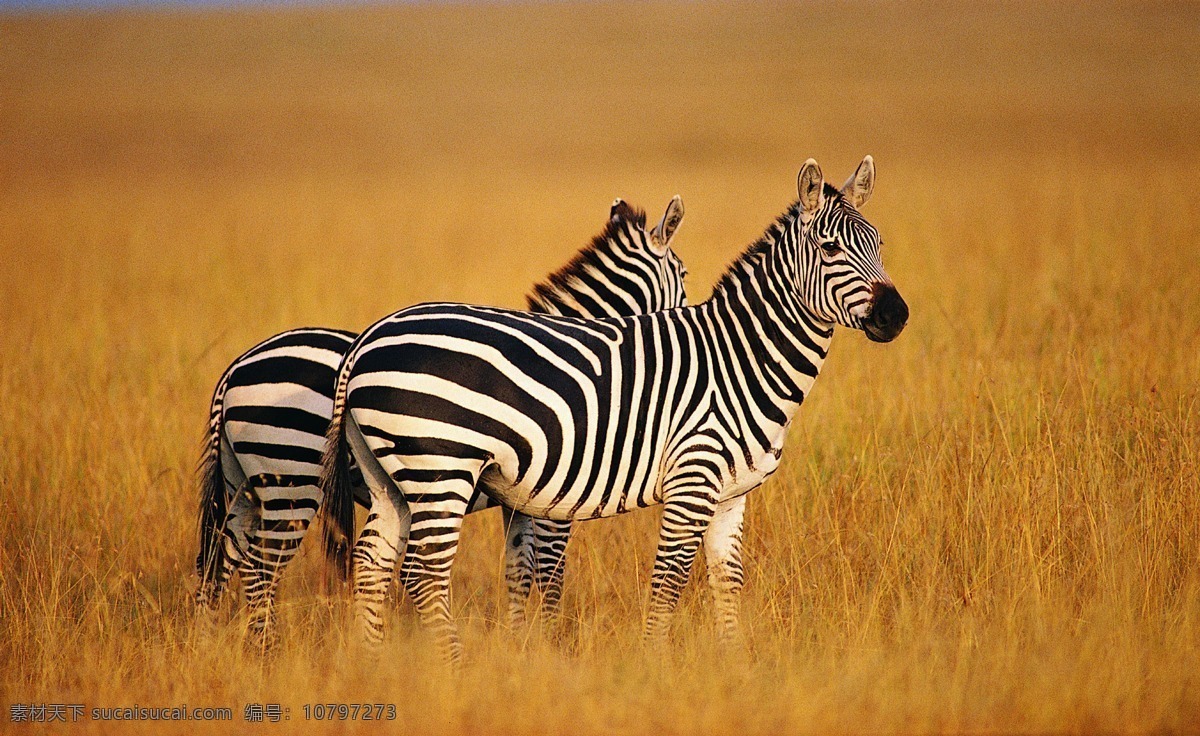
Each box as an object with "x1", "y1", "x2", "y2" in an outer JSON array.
[{"x1": 862, "y1": 283, "x2": 908, "y2": 343}]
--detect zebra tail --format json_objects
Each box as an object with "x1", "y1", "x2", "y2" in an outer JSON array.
[
  {"x1": 196, "y1": 381, "x2": 228, "y2": 591},
  {"x1": 319, "y1": 354, "x2": 356, "y2": 583}
]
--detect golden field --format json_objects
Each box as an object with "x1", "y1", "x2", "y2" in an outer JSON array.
[{"x1": 1, "y1": 1, "x2": 1198, "y2": 732}]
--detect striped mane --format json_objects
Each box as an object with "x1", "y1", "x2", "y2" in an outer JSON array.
[
  {"x1": 709, "y1": 184, "x2": 846, "y2": 299},
  {"x1": 525, "y1": 206, "x2": 648, "y2": 313}
]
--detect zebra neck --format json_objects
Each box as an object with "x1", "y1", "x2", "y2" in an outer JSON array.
[
  {"x1": 702, "y1": 228, "x2": 835, "y2": 415},
  {"x1": 525, "y1": 234, "x2": 643, "y2": 318},
  {"x1": 701, "y1": 283, "x2": 833, "y2": 409}
]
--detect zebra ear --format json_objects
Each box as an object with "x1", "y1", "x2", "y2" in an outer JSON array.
[
  {"x1": 650, "y1": 195, "x2": 684, "y2": 257},
  {"x1": 798, "y1": 159, "x2": 824, "y2": 214},
  {"x1": 610, "y1": 198, "x2": 636, "y2": 222},
  {"x1": 841, "y1": 155, "x2": 875, "y2": 208}
]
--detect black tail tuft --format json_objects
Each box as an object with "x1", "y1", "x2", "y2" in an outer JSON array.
[
  {"x1": 318, "y1": 359, "x2": 356, "y2": 584},
  {"x1": 196, "y1": 432, "x2": 228, "y2": 591}
]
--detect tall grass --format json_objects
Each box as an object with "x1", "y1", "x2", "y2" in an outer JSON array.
[{"x1": 1, "y1": 1, "x2": 1197, "y2": 732}]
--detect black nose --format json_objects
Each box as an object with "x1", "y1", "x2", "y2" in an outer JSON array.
[{"x1": 865, "y1": 283, "x2": 908, "y2": 343}]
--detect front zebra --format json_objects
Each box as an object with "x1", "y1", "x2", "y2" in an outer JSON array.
[
  {"x1": 195, "y1": 197, "x2": 688, "y2": 649},
  {"x1": 320, "y1": 157, "x2": 908, "y2": 664}
]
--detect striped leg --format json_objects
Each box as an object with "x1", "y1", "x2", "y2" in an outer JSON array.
[
  {"x1": 238, "y1": 474, "x2": 320, "y2": 652},
  {"x1": 195, "y1": 526, "x2": 238, "y2": 615},
  {"x1": 502, "y1": 508, "x2": 536, "y2": 627},
  {"x1": 397, "y1": 484, "x2": 474, "y2": 668},
  {"x1": 502, "y1": 511, "x2": 572, "y2": 627},
  {"x1": 703, "y1": 495, "x2": 747, "y2": 645},
  {"x1": 343, "y1": 415, "x2": 412, "y2": 647},
  {"x1": 644, "y1": 486, "x2": 719, "y2": 644},
  {"x1": 222, "y1": 477, "x2": 280, "y2": 650},
  {"x1": 194, "y1": 547, "x2": 234, "y2": 612},
  {"x1": 195, "y1": 544, "x2": 237, "y2": 616},
  {"x1": 208, "y1": 476, "x2": 287, "y2": 652},
  {"x1": 195, "y1": 438, "x2": 247, "y2": 615},
  {"x1": 530, "y1": 518, "x2": 572, "y2": 622},
  {"x1": 351, "y1": 487, "x2": 410, "y2": 648},
  {"x1": 240, "y1": 559, "x2": 281, "y2": 653}
]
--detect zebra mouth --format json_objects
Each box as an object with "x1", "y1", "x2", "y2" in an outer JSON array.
[{"x1": 864, "y1": 321, "x2": 903, "y2": 343}]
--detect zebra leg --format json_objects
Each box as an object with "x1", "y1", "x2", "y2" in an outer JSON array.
[
  {"x1": 239, "y1": 474, "x2": 319, "y2": 652},
  {"x1": 396, "y1": 482, "x2": 475, "y2": 668},
  {"x1": 702, "y1": 495, "x2": 747, "y2": 646},
  {"x1": 195, "y1": 517, "x2": 238, "y2": 615},
  {"x1": 343, "y1": 413, "x2": 412, "y2": 648},
  {"x1": 501, "y1": 507, "x2": 536, "y2": 628},
  {"x1": 196, "y1": 549, "x2": 238, "y2": 613},
  {"x1": 195, "y1": 540, "x2": 237, "y2": 625},
  {"x1": 222, "y1": 478, "x2": 281, "y2": 652},
  {"x1": 195, "y1": 437, "x2": 248, "y2": 615},
  {"x1": 530, "y1": 517, "x2": 572, "y2": 624},
  {"x1": 350, "y1": 485, "x2": 410, "y2": 648},
  {"x1": 643, "y1": 488, "x2": 719, "y2": 644},
  {"x1": 240, "y1": 558, "x2": 281, "y2": 653}
]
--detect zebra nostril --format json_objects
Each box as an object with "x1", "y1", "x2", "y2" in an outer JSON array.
[
  {"x1": 873, "y1": 285, "x2": 907, "y2": 324},
  {"x1": 866, "y1": 283, "x2": 908, "y2": 340}
]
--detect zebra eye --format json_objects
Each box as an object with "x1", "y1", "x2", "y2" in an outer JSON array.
[{"x1": 820, "y1": 239, "x2": 842, "y2": 256}]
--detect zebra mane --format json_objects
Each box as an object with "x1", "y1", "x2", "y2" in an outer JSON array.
[
  {"x1": 709, "y1": 184, "x2": 846, "y2": 298},
  {"x1": 525, "y1": 205, "x2": 649, "y2": 312}
]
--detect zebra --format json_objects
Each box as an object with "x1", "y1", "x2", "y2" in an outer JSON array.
[
  {"x1": 319, "y1": 156, "x2": 909, "y2": 664},
  {"x1": 194, "y1": 196, "x2": 689, "y2": 650}
]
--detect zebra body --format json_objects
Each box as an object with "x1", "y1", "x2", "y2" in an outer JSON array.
[
  {"x1": 195, "y1": 197, "x2": 689, "y2": 649},
  {"x1": 321, "y1": 158, "x2": 908, "y2": 663}
]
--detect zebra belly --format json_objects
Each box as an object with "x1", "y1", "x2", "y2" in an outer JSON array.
[
  {"x1": 719, "y1": 420, "x2": 789, "y2": 501},
  {"x1": 477, "y1": 449, "x2": 665, "y2": 522}
]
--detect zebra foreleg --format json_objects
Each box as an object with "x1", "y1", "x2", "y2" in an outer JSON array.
[
  {"x1": 396, "y1": 482, "x2": 474, "y2": 669},
  {"x1": 702, "y1": 495, "x2": 747, "y2": 646},
  {"x1": 643, "y1": 487, "x2": 719, "y2": 645}
]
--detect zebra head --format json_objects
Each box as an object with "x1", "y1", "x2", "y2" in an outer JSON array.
[
  {"x1": 793, "y1": 156, "x2": 908, "y2": 342},
  {"x1": 609, "y1": 195, "x2": 689, "y2": 312},
  {"x1": 528, "y1": 196, "x2": 688, "y2": 317}
]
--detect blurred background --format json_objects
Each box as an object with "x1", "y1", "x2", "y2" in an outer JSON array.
[{"x1": 1, "y1": 2, "x2": 1197, "y2": 732}]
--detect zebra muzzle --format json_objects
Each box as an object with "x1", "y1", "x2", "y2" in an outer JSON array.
[{"x1": 863, "y1": 283, "x2": 908, "y2": 343}]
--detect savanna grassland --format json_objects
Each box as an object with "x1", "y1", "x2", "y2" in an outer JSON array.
[{"x1": 1, "y1": 1, "x2": 1199, "y2": 733}]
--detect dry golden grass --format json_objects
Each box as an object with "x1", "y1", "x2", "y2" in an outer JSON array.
[{"x1": 1, "y1": 1, "x2": 1198, "y2": 733}]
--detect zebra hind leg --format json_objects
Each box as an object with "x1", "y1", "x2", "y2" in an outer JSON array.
[
  {"x1": 221, "y1": 477, "x2": 273, "y2": 652},
  {"x1": 396, "y1": 479, "x2": 476, "y2": 669},
  {"x1": 194, "y1": 446, "x2": 246, "y2": 618},
  {"x1": 502, "y1": 507, "x2": 536, "y2": 628},
  {"x1": 530, "y1": 517, "x2": 572, "y2": 625},
  {"x1": 350, "y1": 483, "x2": 410, "y2": 650},
  {"x1": 238, "y1": 473, "x2": 319, "y2": 654}
]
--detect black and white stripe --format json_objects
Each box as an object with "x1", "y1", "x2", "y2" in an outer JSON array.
[
  {"x1": 319, "y1": 158, "x2": 909, "y2": 663},
  {"x1": 195, "y1": 197, "x2": 689, "y2": 649}
]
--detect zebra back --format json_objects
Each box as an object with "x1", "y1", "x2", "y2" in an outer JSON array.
[{"x1": 319, "y1": 196, "x2": 689, "y2": 575}]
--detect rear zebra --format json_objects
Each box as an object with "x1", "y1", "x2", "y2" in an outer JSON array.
[
  {"x1": 194, "y1": 197, "x2": 689, "y2": 649},
  {"x1": 319, "y1": 157, "x2": 909, "y2": 664}
]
